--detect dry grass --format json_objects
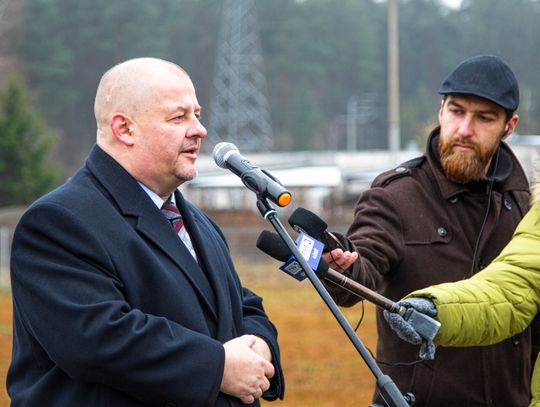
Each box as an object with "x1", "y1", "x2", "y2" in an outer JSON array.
[
  {"x1": 239, "y1": 260, "x2": 378, "y2": 407},
  {"x1": 0, "y1": 261, "x2": 379, "y2": 407}
]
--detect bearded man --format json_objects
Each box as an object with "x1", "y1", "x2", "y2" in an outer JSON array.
[{"x1": 323, "y1": 55, "x2": 538, "y2": 406}]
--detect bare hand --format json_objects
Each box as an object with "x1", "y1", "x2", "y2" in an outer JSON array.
[
  {"x1": 321, "y1": 248, "x2": 358, "y2": 273},
  {"x1": 221, "y1": 335, "x2": 275, "y2": 404},
  {"x1": 251, "y1": 336, "x2": 272, "y2": 363}
]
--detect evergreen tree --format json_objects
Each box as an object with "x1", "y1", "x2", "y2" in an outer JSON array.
[{"x1": 0, "y1": 75, "x2": 60, "y2": 206}]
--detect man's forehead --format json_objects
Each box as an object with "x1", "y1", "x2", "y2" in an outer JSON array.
[{"x1": 445, "y1": 94, "x2": 505, "y2": 114}]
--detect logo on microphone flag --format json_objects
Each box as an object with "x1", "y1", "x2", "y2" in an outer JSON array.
[{"x1": 279, "y1": 232, "x2": 325, "y2": 281}]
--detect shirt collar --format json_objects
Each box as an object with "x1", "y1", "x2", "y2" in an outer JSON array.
[{"x1": 138, "y1": 182, "x2": 177, "y2": 209}]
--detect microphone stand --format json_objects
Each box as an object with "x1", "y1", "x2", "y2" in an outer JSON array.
[{"x1": 256, "y1": 197, "x2": 414, "y2": 407}]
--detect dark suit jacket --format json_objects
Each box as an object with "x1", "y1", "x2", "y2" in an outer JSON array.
[{"x1": 8, "y1": 145, "x2": 284, "y2": 406}]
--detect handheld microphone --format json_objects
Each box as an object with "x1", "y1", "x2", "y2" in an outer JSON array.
[
  {"x1": 213, "y1": 142, "x2": 292, "y2": 207},
  {"x1": 256, "y1": 230, "x2": 400, "y2": 308},
  {"x1": 256, "y1": 230, "x2": 330, "y2": 280},
  {"x1": 288, "y1": 207, "x2": 346, "y2": 251},
  {"x1": 256, "y1": 230, "x2": 440, "y2": 342}
]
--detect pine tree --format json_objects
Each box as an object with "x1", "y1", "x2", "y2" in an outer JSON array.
[{"x1": 0, "y1": 75, "x2": 60, "y2": 206}]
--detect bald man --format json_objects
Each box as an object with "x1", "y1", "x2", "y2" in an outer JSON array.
[{"x1": 7, "y1": 58, "x2": 284, "y2": 407}]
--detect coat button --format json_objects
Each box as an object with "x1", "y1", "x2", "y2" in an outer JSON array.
[
  {"x1": 504, "y1": 199, "x2": 513, "y2": 210},
  {"x1": 437, "y1": 227, "x2": 447, "y2": 237}
]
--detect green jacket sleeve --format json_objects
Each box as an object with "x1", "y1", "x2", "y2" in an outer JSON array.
[{"x1": 407, "y1": 203, "x2": 540, "y2": 347}]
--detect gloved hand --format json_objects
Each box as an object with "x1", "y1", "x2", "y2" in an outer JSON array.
[{"x1": 383, "y1": 297, "x2": 438, "y2": 360}]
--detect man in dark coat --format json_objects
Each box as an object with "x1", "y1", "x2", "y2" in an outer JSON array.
[
  {"x1": 324, "y1": 55, "x2": 539, "y2": 406},
  {"x1": 7, "y1": 57, "x2": 284, "y2": 406}
]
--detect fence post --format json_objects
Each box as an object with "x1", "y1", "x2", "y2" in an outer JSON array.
[{"x1": 0, "y1": 226, "x2": 9, "y2": 287}]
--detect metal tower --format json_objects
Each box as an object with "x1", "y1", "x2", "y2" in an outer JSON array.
[{"x1": 208, "y1": 0, "x2": 273, "y2": 151}]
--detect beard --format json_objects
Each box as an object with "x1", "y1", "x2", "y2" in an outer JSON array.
[{"x1": 438, "y1": 133, "x2": 502, "y2": 184}]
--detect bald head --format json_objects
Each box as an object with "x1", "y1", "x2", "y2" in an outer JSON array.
[
  {"x1": 91, "y1": 57, "x2": 206, "y2": 197},
  {"x1": 94, "y1": 57, "x2": 189, "y2": 144}
]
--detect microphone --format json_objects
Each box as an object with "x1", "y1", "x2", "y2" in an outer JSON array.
[
  {"x1": 257, "y1": 230, "x2": 330, "y2": 280},
  {"x1": 256, "y1": 230, "x2": 441, "y2": 342},
  {"x1": 256, "y1": 230, "x2": 400, "y2": 308},
  {"x1": 288, "y1": 207, "x2": 346, "y2": 251},
  {"x1": 213, "y1": 142, "x2": 292, "y2": 207}
]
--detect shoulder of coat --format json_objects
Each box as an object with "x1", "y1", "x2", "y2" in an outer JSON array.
[{"x1": 372, "y1": 156, "x2": 426, "y2": 188}]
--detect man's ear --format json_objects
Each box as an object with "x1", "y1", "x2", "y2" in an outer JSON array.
[
  {"x1": 110, "y1": 113, "x2": 135, "y2": 146},
  {"x1": 437, "y1": 98, "x2": 445, "y2": 124},
  {"x1": 502, "y1": 114, "x2": 519, "y2": 140}
]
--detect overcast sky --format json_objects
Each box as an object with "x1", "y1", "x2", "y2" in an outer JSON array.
[
  {"x1": 374, "y1": 0, "x2": 463, "y2": 9},
  {"x1": 443, "y1": 0, "x2": 462, "y2": 8}
]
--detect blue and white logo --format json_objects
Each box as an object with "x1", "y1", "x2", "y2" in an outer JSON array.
[{"x1": 279, "y1": 232, "x2": 324, "y2": 281}]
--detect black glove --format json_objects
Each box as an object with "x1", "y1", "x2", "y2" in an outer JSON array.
[{"x1": 383, "y1": 297, "x2": 438, "y2": 360}]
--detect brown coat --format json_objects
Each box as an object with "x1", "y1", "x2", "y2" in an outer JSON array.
[{"x1": 329, "y1": 128, "x2": 538, "y2": 406}]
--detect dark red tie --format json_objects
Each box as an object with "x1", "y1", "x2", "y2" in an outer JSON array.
[
  {"x1": 161, "y1": 201, "x2": 198, "y2": 260},
  {"x1": 161, "y1": 201, "x2": 184, "y2": 234}
]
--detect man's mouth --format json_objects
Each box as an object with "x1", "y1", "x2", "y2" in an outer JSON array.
[
  {"x1": 182, "y1": 144, "x2": 199, "y2": 158},
  {"x1": 454, "y1": 144, "x2": 472, "y2": 151},
  {"x1": 452, "y1": 141, "x2": 476, "y2": 153}
]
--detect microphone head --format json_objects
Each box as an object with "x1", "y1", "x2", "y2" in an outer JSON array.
[
  {"x1": 213, "y1": 142, "x2": 239, "y2": 168},
  {"x1": 288, "y1": 207, "x2": 328, "y2": 239},
  {"x1": 256, "y1": 230, "x2": 290, "y2": 262},
  {"x1": 256, "y1": 230, "x2": 330, "y2": 278}
]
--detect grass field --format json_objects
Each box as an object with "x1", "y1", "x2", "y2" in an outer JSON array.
[{"x1": 0, "y1": 260, "x2": 378, "y2": 406}]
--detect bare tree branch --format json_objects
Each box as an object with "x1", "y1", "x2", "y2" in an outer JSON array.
[
  {"x1": 0, "y1": 0, "x2": 20, "y2": 82},
  {"x1": 0, "y1": 0, "x2": 13, "y2": 37}
]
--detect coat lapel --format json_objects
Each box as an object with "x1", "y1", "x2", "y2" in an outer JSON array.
[
  {"x1": 175, "y1": 191, "x2": 235, "y2": 340},
  {"x1": 135, "y1": 211, "x2": 218, "y2": 319},
  {"x1": 85, "y1": 145, "x2": 218, "y2": 321}
]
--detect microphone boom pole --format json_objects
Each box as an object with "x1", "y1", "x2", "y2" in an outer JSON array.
[{"x1": 324, "y1": 269, "x2": 404, "y2": 314}]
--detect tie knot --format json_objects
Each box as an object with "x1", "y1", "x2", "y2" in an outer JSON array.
[
  {"x1": 161, "y1": 201, "x2": 180, "y2": 217},
  {"x1": 161, "y1": 201, "x2": 183, "y2": 231}
]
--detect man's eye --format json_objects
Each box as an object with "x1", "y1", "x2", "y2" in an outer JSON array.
[{"x1": 478, "y1": 115, "x2": 494, "y2": 122}]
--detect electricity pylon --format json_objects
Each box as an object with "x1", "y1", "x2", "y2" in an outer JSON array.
[{"x1": 208, "y1": 0, "x2": 273, "y2": 151}]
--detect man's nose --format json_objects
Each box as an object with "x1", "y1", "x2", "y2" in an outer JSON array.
[
  {"x1": 458, "y1": 115, "x2": 474, "y2": 137},
  {"x1": 187, "y1": 118, "x2": 207, "y2": 139}
]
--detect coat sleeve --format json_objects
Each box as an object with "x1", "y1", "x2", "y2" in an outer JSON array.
[
  {"x1": 240, "y1": 286, "x2": 284, "y2": 400},
  {"x1": 325, "y1": 185, "x2": 405, "y2": 306},
  {"x1": 203, "y1": 214, "x2": 285, "y2": 400},
  {"x1": 408, "y1": 204, "x2": 540, "y2": 347}
]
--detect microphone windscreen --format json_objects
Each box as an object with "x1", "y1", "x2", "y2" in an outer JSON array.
[
  {"x1": 256, "y1": 230, "x2": 330, "y2": 279},
  {"x1": 212, "y1": 142, "x2": 238, "y2": 168},
  {"x1": 256, "y1": 230, "x2": 290, "y2": 261},
  {"x1": 288, "y1": 207, "x2": 328, "y2": 239}
]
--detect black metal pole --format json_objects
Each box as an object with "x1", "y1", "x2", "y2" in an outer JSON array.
[{"x1": 256, "y1": 198, "x2": 412, "y2": 407}]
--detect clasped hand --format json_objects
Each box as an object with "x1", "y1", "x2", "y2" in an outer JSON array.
[{"x1": 221, "y1": 335, "x2": 274, "y2": 404}]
